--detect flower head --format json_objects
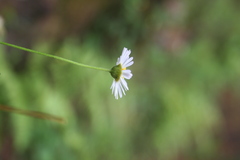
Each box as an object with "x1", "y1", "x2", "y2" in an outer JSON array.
[{"x1": 110, "y1": 47, "x2": 133, "y2": 99}]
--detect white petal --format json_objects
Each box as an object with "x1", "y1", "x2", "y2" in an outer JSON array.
[
  {"x1": 110, "y1": 80, "x2": 117, "y2": 99},
  {"x1": 110, "y1": 80, "x2": 115, "y2": 94},
  {"x1": 110, "y1": 80, "x2": 114, "y2": 88},
  {"x1": 122, "y1": 70, "x2": 133, "y2": 79},
  {"x1": 122, "y1": 57, "x2": 133, "y2": 68},
  {"x1": 110, "y1": 78, "x2": 130, "y2": 99},
  {"x1": 118, "y1": 83, "x2": 123, "y2": 98},
  {"x1": 120, "y1": 78, "x2": 129, "y2": 90},
  {"x1": 124, "y1": 61, "x2": 134, "y2": 68},
  {"x1": 116, "y1": 58, "x2": 120, "y2": 65},
  {"x1": 123, "y1": 47, "x2": 128, "y2": 55},
  {"x1": 119, "y1": 80, "x2": 126, "y2": 95},
  {"x1": 114, "y1": 82, "x2": 119, "y2": 99},
  {"x1": 121, "y1": 48, "x2": 129, "y2": 59},
  {"x1": 120, "y1": 84, "x2": 126, "y2": 95},
  {"x1": 120, "y1": 48, "x2": 131, "y2": 64}
]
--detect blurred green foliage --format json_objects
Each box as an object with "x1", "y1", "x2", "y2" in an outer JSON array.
[{"x1": 1, "y1": 0, "x2": 240, "y2": 159}]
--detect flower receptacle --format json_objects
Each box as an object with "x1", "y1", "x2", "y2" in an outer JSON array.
[{"x1": 110, "y1": 64, "x2": 122, "y2": 81}]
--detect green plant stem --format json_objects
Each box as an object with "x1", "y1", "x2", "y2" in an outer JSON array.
[{"x1": 0, "y1": 41, "x2": 111, "y2": 72}]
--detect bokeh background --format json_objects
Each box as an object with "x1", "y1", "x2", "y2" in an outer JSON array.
[{"x1": 0, "y1": 0, "x2": 240, "y2": 159}]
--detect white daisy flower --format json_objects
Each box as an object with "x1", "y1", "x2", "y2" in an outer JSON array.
[{"x1": 110, "y1": 47, "x2": 134, "y2": 99}]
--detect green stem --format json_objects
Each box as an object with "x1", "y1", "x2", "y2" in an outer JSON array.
[{"x1": 0, "y1": 41, "x2": 110, "y2": 72}]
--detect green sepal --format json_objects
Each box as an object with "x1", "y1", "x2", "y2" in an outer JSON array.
[{"x1": 110, "y1": 64, "x2": 122, "y2": 81}]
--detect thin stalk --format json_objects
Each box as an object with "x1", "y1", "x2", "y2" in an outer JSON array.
[
  {"x1": 0, "y1": 41, "x2": 110, "y2": 72},
  {"x1": 0, "y1": 105, "x2": 65, "y2": 124}
]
